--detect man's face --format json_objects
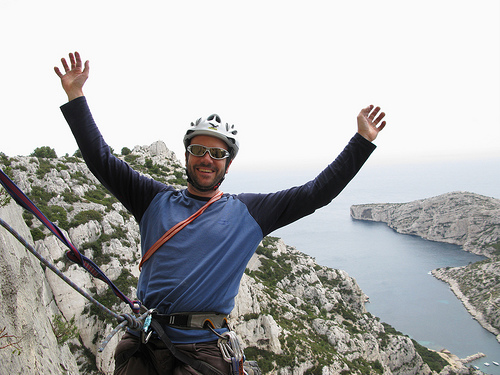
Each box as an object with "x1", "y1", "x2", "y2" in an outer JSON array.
[{"x1": 185, "y1": 135, "x2": 231, "y2": 195}]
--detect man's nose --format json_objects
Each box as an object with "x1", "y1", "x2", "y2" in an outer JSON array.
[{"x1": 201, "y1": 150, "x2": 214, "y2": 161}]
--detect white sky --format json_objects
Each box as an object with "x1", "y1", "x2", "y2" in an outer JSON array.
[{"x1": 1, "y1": 0, "x2": 499, "y2": 172}]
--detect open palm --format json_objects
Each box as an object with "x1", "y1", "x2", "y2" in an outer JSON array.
[
  {"x1": 54, "y1": 52, "x2": 89, "y2": 101},
  {"x1": 357, "y1": 105, "x2": 386, "y2": 142}
]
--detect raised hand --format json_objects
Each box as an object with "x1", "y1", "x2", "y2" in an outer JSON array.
[
  {"x1": 54, "y1": 51, "x2": 89, "y2": 101},
  {"x1": 357, "y1": 105, "x2": 386, "y2": 142}
]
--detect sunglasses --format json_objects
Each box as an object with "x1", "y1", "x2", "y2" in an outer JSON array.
[{"x1": 187, "y1": 144, "x2": 230, "y2": 160}]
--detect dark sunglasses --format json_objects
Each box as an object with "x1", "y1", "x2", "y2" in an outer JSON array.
[{"x1": 187, "y1": 144, "x2": 230, "y2": 160}]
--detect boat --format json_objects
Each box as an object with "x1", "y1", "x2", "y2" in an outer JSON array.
[
  {"x1": 484, "y1": 362, "x2": 490, "y2": 366},
  {"x1": 493, "y1": 361, "x2": 499, "y2": 366}
]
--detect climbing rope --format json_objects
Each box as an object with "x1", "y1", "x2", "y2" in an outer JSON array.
[
  {"x1": 0, "y1": 167, "x2": 147, "y2": 350},
  {"x1": 0, "y1": 168, "x2": 140, "y2": 313},
  {"x1": 0, "y1": 216, "x2": 147, "y2": 351}
]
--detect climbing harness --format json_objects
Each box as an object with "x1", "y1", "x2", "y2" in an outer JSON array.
[
  {"x1": 146, "y1": 315, "x2": 227, "y2": 375},
  {"x1": 152, "y1": 311, "x2": 228, "y2": 330},
  {"x1": 139, "y1": 190, "x2": 223, "y2": 270},
  {"x1": 137, "y1": 308, "x2": 258, "y2": 375}
]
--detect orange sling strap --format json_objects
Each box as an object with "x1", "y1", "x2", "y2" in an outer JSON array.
[{"x1": 139, "y1": 191, "x2": 224, "y2": 270}]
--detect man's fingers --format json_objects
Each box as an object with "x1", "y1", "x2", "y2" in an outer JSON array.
[
  {"x1": 83, "y1": 59, "x2": 90, "y2": 74},
  {"x1": 54, "y1": 66, "x2": 63, "y2": 78},
  {"x1": 61, "y1": 57, "x2": 70, "y2": 72},
  {"x1": 75, "y1": 51, "x2": 82, "y2": 68},
  {"x1": 361, "y1": 105, "x2": 374, "y2": 116},
  {"x1": 374, "y1": 111, "x2": 386, "y2": 124},
  {"x1": 69, "y1": 52, "x2": 76, "y2": 69},
  {"x1": 368, "y1": 106, "x2": 381, "y2": 120}
]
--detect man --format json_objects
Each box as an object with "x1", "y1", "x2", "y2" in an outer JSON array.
[{"x1": 55, "y1": 52, "x2": 386, "y2": 375}]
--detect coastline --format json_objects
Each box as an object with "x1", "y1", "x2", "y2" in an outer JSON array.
[{"x1": 432, "y1": 267, "x2": 500, "y2": 344}]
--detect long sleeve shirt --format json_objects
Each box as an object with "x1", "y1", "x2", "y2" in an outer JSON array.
[{"x1": 61, "y1": 97, "x2": 376, "y2": 343}]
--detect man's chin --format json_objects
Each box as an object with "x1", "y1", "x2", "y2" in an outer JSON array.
[
  {"x1": 189, "y1": 178, "x2": 218, "y2": 192},
  {"x1": 186, "y1": 169, "x2": 225, "y2": 192}
]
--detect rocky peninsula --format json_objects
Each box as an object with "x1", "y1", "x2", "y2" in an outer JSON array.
[
  {"x1": 350, "y1": 192, "x2": 500, "y2": 343},
  {"x1": 0, "y1": 145, "x2": 484, "y2": 374}
]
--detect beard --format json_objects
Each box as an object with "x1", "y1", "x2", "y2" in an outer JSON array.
[{"x1": 185, "y1": 161, "x2": 227, "y2": 192}]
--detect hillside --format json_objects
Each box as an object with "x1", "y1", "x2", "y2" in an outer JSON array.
[
  {"x1": 0, "y1": 144, "x2": 482, "y2": 374},
  {"x1": 350, "y1": 193, "x2": 500, "y2": 343}
]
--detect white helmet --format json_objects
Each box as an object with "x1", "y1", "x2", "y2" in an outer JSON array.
[{"x1": 183, "y1": 114, "x2": 239, "y2": 158}]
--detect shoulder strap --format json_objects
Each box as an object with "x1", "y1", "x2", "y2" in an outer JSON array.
[{"x1": 139, "y1": 191, "x2": 224, "y2": 270}]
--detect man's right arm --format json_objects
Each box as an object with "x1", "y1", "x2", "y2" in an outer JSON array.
[
  {"x1": 61, "y1": 96, "x2": 166, "y2": 223},
  {"x1": 55, "y1": 52, "x2": 167, "y2": 222}
]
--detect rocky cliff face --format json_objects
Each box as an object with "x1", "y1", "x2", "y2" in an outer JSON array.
[
  {"x1": 350, "y1": 192, "x2": 500, "y2": 344},
  {"x1": 350, "y1": 192, "x2": 500, "y2": 258},
  {"x1": 0, "y1": 147, "x2": 480, "y2": 374}
]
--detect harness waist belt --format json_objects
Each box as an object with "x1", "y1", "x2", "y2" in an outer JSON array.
[{"x1": 154, "y1": 312, "x2": 228, "y2": 330}]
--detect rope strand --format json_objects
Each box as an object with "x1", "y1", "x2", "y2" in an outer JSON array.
[
  {"x1": 0, "y1": 216, "x2": 150, "y2": 351},
  {"x1": 0, "y1": 217, "x2": 120, "y2": 320}
]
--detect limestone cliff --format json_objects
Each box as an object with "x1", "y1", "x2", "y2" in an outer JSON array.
[
  {"x1": 0, "y1": 146, "x2": 480, "y2": 374},
  {"x1": 350, "y1": 192, "x2": 500, "y2": 343}
]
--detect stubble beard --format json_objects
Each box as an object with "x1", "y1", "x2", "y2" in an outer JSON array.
[{"x1": 186, "y1": 162, "x2": 226, "y2": 192}]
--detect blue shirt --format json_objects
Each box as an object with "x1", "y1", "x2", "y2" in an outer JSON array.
[{"x1": 61, "y1": 97, "x2": 376, "y2": 343}]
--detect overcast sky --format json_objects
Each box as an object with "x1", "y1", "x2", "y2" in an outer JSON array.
[{"x1": 1, "y1": 0, "x2": 498, "y2": 172}]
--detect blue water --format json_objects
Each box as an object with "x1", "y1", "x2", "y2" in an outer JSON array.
[{"x1": 223, "y1": 157, "x2": 500, "y2": 374}]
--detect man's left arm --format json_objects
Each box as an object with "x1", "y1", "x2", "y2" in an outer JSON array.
[{"x1": 239, "y1": 105, "x2": 387, "y2": 236}]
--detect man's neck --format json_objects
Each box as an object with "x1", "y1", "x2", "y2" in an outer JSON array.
[{"x1": 187, "y1": 184, "x2": 221, "y2": 199}]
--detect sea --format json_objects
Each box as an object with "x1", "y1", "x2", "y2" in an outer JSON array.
[{"x1": 223, "y1": 157, "x2": 500, "y2": 374}]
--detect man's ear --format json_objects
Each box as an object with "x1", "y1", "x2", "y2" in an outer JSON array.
[{"x1": 185, "y1": 151, "x2": 189, "y2": 166}]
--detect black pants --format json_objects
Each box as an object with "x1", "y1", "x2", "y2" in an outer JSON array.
[{"x1": 114, "y1": 332, "x2": 231, "y2": 375}]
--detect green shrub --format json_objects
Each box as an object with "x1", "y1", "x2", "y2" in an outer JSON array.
[
  {"x1": 84, "y1": 186, "x2": 118, "y2": 210},
  {"x1": 411, "y1": 339, "x2": 448, "y2": 372},
  {"x1": 29, "y1": 186, "x2": 56, "y2": 207},
  {"x1": 0, "y1": 188, "x2": 11, "y2": 207},
  {"x1": 172, "y1": 171, "x2": 187, "y2": 186},
  {"x1": 69, "y1": 210, "x2": 103, "y2": 228},
  {"x1": 31, "y1": 146, "x2": 57, "y2": 159},
  {"x1": 124, "y1": 154, "x2": 140, "y2": 164},
  {"x1": 243, "y1": 347, "x2": 275, "y2": 373},
  {"x1": 30, "y1": 227, "x2": 46, "y2": 241},
  {"x1": 63, "y1": 155, "x2": 81, "y2": 163},
  {"x1": 62, "y1": 189, "x2": 80, "y2": 204},
  {"x1": 45, "y1": 205, "x2": 69, "y2": 230},
  {"x1": 35, "y1": 159, "x2": 55, "y2": 178},
  {"x1": 52, "y1": 315, "x2": 79, "y2": 344},
  {"x1": 0, "y1": 152, "x2": 10, "y2": 166},
  {"x1": 70, "y1": 171, "x2": 88, "y2": 184}
]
